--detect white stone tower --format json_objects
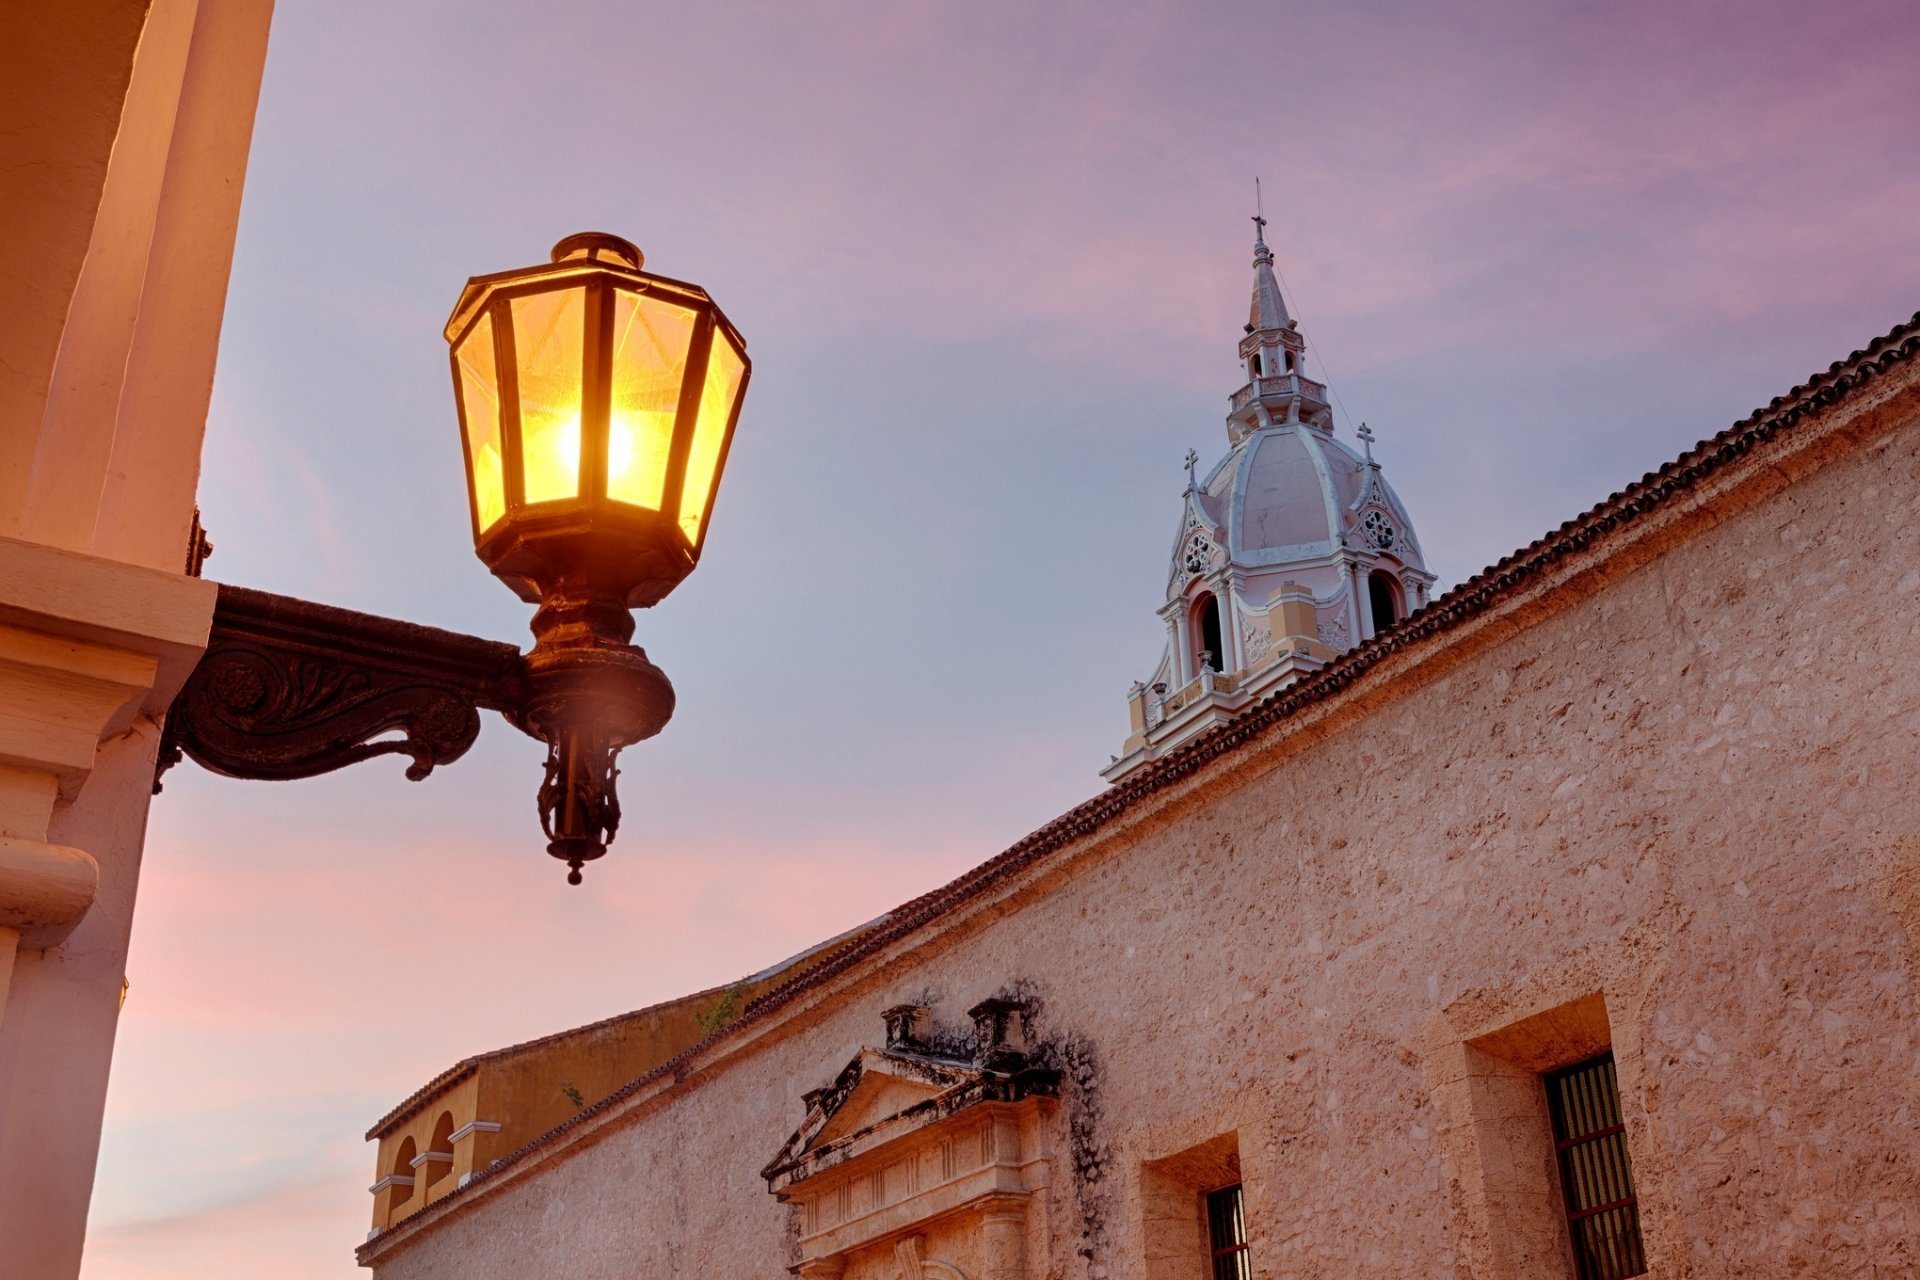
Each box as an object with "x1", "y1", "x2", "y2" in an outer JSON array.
[{"x1": 1103, "y1": 218, "x2": 1435, "y2": 782}]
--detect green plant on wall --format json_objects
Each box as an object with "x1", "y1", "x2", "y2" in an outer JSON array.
[
  {"x1": 695, "y1": 982, "x2": 751, "y2": 1037},
  {"x1": 559, "y1": 1081, "x2": 585, "y2": 1111}
]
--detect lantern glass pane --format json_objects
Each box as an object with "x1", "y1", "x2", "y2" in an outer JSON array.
[
  {"x1": 606, "y1": 290, "x2": 694, "y2": 511},
  {"x1": 511, "y1": 288, "x2": 587, "y2": 505},
  {"x1": 455, "y1": 311, "x2": 506, "y2": 532},
  {"x1": 678, "y1": 329, "x2": 745, "y2": 544}
]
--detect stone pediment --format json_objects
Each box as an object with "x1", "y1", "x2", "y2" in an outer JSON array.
[
  {"x1": 764, "y1": 1000, "x2": 1063, "y2": 1187},
  {"x1": 804, "y1": 1048, "x2": 976, "y2": 1152},
  {"x1": 762, "y1": 1000, "x2": 1063, "y2": 1279}
]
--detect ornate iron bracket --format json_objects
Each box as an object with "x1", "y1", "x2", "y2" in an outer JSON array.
[
  {"x1": 157, "y1": 582, "x2": 676, "y2": 885},
  {"x1": 159, "y1": 584, "x2": 525, "y2": 789}
]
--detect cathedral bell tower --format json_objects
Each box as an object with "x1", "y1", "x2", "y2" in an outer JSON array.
[
  {"x1": 1232, "y1": 215, "x2": 1331, "y2": 441},
  {"x1": 1102, "y1": 218, "x2": 1437, "y2": 783}
]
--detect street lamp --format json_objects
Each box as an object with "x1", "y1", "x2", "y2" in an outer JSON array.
[
  {"x1": 447, "y1": 232, "x2": 749, "y2": 881},
  {"x1": 160, "y1": 233, "x2": 749, "y2": 884}
]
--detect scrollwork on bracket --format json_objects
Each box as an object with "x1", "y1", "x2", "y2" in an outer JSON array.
[{"x1": 160, "y1": 584, "x2": 524, "y2": 791}]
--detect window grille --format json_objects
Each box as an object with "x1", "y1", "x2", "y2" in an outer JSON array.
[
  {"x1": 1545, "y1": 1052, "x2": 1647, "y2": 1280},
  {"x1": 1204, "y1": 1183, "x2": 1251, "y2": 1280}
]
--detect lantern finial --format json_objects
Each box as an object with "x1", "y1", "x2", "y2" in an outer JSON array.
[{"x1": 549, "y1": 231, "x2": 642, "y2": 271}]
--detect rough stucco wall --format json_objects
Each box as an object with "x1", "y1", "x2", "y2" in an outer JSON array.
[{"x1": 371, "y1": 395, "x2": 1920, "y2": 1279}]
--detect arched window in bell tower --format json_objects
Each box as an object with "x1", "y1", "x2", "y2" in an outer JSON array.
[
  {"x1": 390, "y1": 1136, "x2": 417, "y2": 1212},
  {"x1": 1193, "y1": 593, "x2": 1224, "y2": 673},
  {"x1": 1249, "y1": 351, "x2": 1263, "y2": 376},
  {"x1": 1368, "y1": 571, "x2": 1400, "y2": 636}
]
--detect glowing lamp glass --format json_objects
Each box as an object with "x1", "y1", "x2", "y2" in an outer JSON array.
[
  {"x1": 453, "y1": 311, "x2": 506, "y2": 532},
  {"x1": 607, "y1": 290, "x2": 694, "y2": 510},
  {"x1": 511, "y1": 290, "x2": 586, "y2": 505},
  {"x1": 445, "y1": 233, "x2": 751, "y2": 605}
]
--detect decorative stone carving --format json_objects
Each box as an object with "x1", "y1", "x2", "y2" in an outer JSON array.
[
  {"x1": 894, "y1": 1234, "x2": 970, "y2": 1280},
  {"x1": 1241, "y1": 615, "x2": 1274, "y2": 663},
  {"x1": 765, "y1": 1001, "x2": 1059, "y2": 1280},
  {"x1": 1182, "y1": 530, "x2": 1216, "y2": 577},
  {"x1": 1362, "y1": 507, "x2": 1397, "y2": 550},
  {"x1": 1317, "y1": 613, "x2": 1350, "y2": 649},
  {"x1": 883, "y1": 1003, "x2": 932, "y2": 1053}
]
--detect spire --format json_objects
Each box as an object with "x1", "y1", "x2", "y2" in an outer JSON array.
[
  {"x1": 1248, "y1": 192, "x2": 1291, "y2": 334},
  {"x1": 1229, "y1": 191, "x2": 1328, "y2": 440}
]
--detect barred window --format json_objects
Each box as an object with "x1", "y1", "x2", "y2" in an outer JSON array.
[
  {"x1": 1204, "y1": 1183, "x2": 1251, "y2": 1280},
  {"x1": 1546, "y1": 1052, "x2": 1647, "y2": 1280}
]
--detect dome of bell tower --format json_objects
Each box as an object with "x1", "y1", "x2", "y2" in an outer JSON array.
[{"x1": 1103, "y1": 221, "x2": 1437, "y2": 783}]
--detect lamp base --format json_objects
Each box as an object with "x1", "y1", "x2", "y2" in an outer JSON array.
[
  {"x1": 517, "y1": 583, "x2": 675, "y2": 884},
  {"x1": 547, "y1": 836, "x2": 605, "y2": 886}
]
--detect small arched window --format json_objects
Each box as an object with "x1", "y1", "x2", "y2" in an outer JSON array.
[
  {"x1": 1249, "y1": 351, "x2": 1263, "y2": 377},
  {"x1": 426, "y1": 1111, "x2": 457, "y2": 1192},
  {"x1": 1194, "y1": 593, "x2": 1224, "y2": 673},
  {"x1": 391, "y1": 1137, "x2": 417, "y2": 1210},
  {"x1": 1368, "y1": 571, "x2": 1400, "y2": 636}
]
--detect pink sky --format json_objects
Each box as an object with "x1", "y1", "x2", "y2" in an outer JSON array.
[{"x1": 85, "y1": 1, "x2": 1920, "y2": 1275}]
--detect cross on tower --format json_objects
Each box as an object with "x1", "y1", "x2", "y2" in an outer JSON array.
[
  {"x1": 1184, "y1": 448, "x2": 1200, "y2": 492},
  {"x1": 1356, "y1": 421, "x2": 1376, "y2": 464}
]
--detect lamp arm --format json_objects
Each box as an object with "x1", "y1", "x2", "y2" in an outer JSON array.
[
  {"x1": 157, "y1": 582, "x2": 675, "y2": 885},
  {"x1": 157, "y1": 583, "x2": 527, "y2": 790}
]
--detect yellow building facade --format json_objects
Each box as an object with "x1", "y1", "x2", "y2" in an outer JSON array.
[{"x1": 366, "y1": 925, "x2": 880, "y2": 1232}]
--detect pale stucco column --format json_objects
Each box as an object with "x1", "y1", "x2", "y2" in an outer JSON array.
[
  {"x1": 976, "y1": 1194, "x2": 1030, "y2": 1280},
  {"x1": 1345, "y1": 558, "x2": 1365, "y2": 642},
  {"x1": 1219, "y1": 577, "x2": 1245, "y2": 671},
  {"x1": 0, "y1": 1, "x2": 273, "y2": 1274},
  {"x1": 1162, "y1": 605, "x2": 1188, "y2": 688},
  {"x1": 0, "y1": 551, "x2": 218, "y2": 1275}
]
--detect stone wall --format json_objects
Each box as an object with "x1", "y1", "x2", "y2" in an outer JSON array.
[{"x1": 366, "y1": 357, "x2": 1920, "y2": 1278}]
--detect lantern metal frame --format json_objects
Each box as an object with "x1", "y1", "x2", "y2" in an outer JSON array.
[
  {"x1": 444, "y1": 232, "x2": 751, "y2": 609},
  {"x1": 157, "y1": 234, "x2": 750, "y2": 885}
]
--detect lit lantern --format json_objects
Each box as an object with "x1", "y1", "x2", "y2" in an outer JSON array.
[
  {"x1": 445, "y1": 231, "x2": 750, "y2": 609},
  {"x1": 443, "y1": 233, "x2": 750, "y2": 883}
]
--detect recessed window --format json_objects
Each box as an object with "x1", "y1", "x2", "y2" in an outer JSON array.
[
  {"x1": 427, "y1": 1111, "x2": 457, "y2": 1191},
  {"x1": 1546, "y1": 1053, "x2": 1647, "y2": 1280},
  {"x1": 1205, "y1": 1183, "x2": 1251, "y2": 1280},
  {"x1": 1194, "y1": 594, "x2": 1224, "y2": 673},
  {"x1": 1142, "y1": 1133, "x2": 1241, "y2": 1280},
  {"x1": 390, "y1": 1137, "x2": 417, "y2": 1210},
  {"x1": 1250, "y1": 352, "x2": 1263, "y2": 376},
  {"x1": 1367, "y1": 571, "x2": 1399, "y2": 634}
]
